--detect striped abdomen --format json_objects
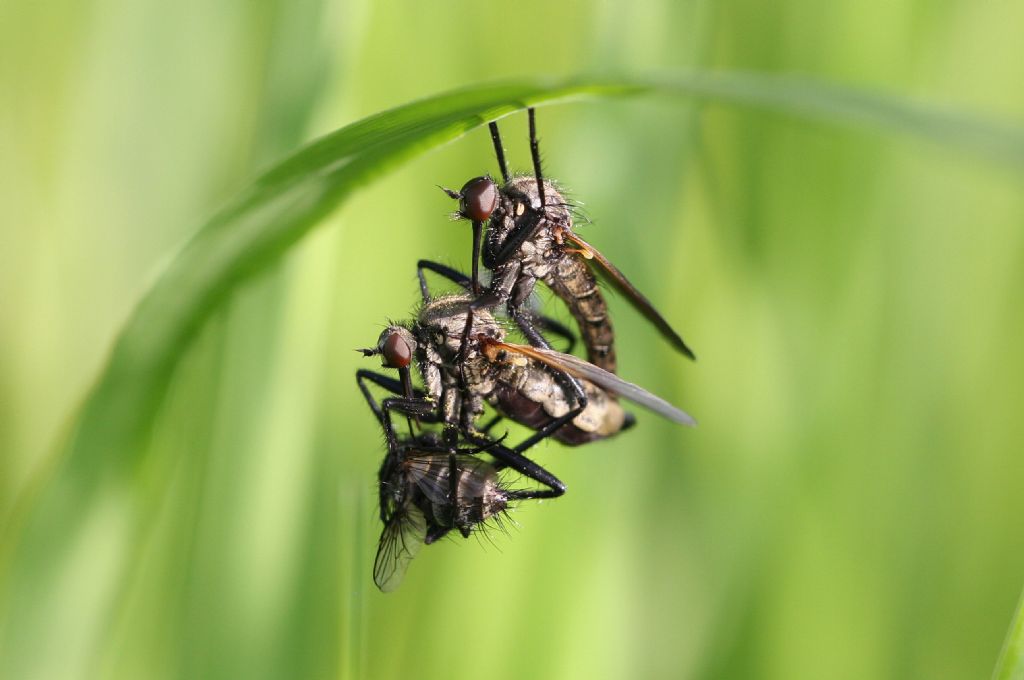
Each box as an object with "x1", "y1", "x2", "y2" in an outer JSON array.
[
  {"x1": 486, "y1": 362, "x2": 630, "y2": 446},
  {"x1": 545, "y1": 255, "x2": 617, "y2": 373}
]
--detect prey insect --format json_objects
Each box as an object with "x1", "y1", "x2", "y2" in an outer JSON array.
[
  {"x1": 439, "y1": 107, "x2": 695, "y2": 375},
  {"x1": 374, "y1": 435, "x2": 510, "y2": 592},
  {"x1": 360, "y1": 374, "x2": 563, "y2": 592}
]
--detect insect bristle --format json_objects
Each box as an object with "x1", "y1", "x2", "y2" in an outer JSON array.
[{"x1": 471, "y1": 518, "x2": 508, "y2": 552}]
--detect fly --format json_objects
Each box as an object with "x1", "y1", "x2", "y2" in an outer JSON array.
[
  {"x1": 373, "y1": 435, "x2": 512, "y2": 592},
  {"x1": 360, "y1": 380, "x2": 563, "y2": 592},
  {"x1": 358, "y1": 286, "x2": 694, "y2": 457},
  {"x1": 438, "y1": 107, "x2": 696, "y2": 374}
]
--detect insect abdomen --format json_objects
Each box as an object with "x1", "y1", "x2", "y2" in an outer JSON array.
[
  {"x1": 488, "y1": 382, "x2": 606, "y2": 446},
  {"x1": 547, "y1": 257, "x2": 617, "y2": 373}
]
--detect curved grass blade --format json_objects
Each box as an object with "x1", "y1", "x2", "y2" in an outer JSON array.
[
  {"x1": 2, "y1": 73, "x2": 1023, "y2": 667},
  {"x1": 993, "y1": 585, "x2": 1024, "y2": 680},
  {"x1": 652, "y1": 72, "x2": 1024, "y2": 171}
]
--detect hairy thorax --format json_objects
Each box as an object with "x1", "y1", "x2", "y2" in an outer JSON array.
[{"x1": 487, "y1": 175, "x2": 573, "y2": 282}]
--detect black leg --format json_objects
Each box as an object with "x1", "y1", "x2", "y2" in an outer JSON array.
[
  {"x1": 381, "y1": 395, "x2": 437, "y2": 423},
  {"x1": 381, "y1": 393, "x2": 434, "y2": 431},
  {"x1": 466, "y1": 434, "x2": 566, "y2": 499},
  {"x1": 508, "y1": 391, "x2": 585, "y2": 455},
  {"x1": 378, "y1": 396, "x2": 445, "y2": 461},
  {"x1": 509, "y1": 305, "x2": 556, "y2": 350},
  {"x1": 419, "y1": 261, "x2": 573, "y2": 330},
  {"x1": 531, "y1": 314, "x2": 577, "y2": 354},
  {"x1": 501, "y1": 347, "x2": 590, "y2": 454},
  {"x1": 470, "y1": 220, "x2": 482, "y2": 295},
  {"x1": 424, "y1": 258, "x2": 574, "y2": 355},
  {"x1": 489, "y1": 121, "x2": 510, "y2": 183},
  {"x1": 458, "y1": 289, "x2": 529, "y2": 391},
  {"x1": 456, "y1": 304, "x2": 480, "y2": 392},
  {"x1": 457, "y1": 289, "x2": 504, "y2": 392},
  {"x1": 357, "y1": 368, "x2": 429, "y2": 436},
  {"x1": 356, "y1": 369, "x2": 425, "y2": 423},
  {"x1": 356, "y1": 369, "x2": 388, "y2": 424},
  {"x1": 477, "y1": 413, "x2": 504, "y2": 434},
  {"x1": 507, "y1": 307, "x2": 587, "y2": 409},
  {"x1": 482, "y1": 209, "x2": 545, "y2": 270},
  {"x1": 464, "y1": 299, "x2": 586, "y2": 449},
  {"x1": 528, "y1": 108, "x2": 546, "y2": 208},
  {"x1": 418, "y1": 259, "x2": 472, "y2": 301},
  {"x1": 447, "y1": 450, "x2": 458, "y2": 507},
  {"x1": 376, "y1": 450, "x2": 398, "y2": 523}
]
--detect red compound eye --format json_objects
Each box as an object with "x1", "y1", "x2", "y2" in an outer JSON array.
[
  {"x1": 459, "y1": 176, "x2": 497, "y2": 222},
  {"x1": 381, "y1": 332, "x2": 412, "y2": 368}
]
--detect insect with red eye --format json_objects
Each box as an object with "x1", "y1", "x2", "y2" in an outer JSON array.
[
  {"x1": 436, "y1": 108, "x2": 695, "y2": 375},
  {"x1": 357, "y1": 273, "x2": 695, "y2": 499},
  {"x1": 355, "y1": 110, "x2": 701, "y2": 590}
]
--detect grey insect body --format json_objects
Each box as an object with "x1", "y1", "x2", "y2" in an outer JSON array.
[
  {"x1": 374, "y1": 433, "x2": 513, "y2": 592},
  {"x1": 485, "y1": 176, "x2": 618, "y2": 373},
  {"x1": 397, "y1": 294, "x2": 630, "y2": 445},
  {"x1": 446, "y1": 110, "x2": 695, "y2": 376}
]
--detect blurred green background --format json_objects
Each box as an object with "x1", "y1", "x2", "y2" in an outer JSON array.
[{"x1": 2, "y1": 1, "x2": 1023, "y2": 679}]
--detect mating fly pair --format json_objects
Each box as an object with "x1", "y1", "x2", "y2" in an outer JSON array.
[{"x1": 358, "y1": 108, "x2": 696, "y2": 591}]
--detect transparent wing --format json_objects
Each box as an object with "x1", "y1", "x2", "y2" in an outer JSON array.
[
  {"x1": 403, "y1": 453, "x2": 488, "y2": 507},
  {"x1": 373, "y1": 506, "x2": 426, "y2": 593},
  {"x1": 488, "y1": 340, "x2": 697, "y2": 426},
  {"x1": 402, "y1": 453, "x2": 451, "y2": 506},
  {"x1": 563, "y1": 231, "x2": 696, "y2": 360}
]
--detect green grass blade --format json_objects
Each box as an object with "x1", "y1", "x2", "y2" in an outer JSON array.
[
  {"x1": 994, "y1": 587, "x2": 1024, "y2": 680},
  {"x1": 652, "y1": 72, "x2": 1024, "y2": 170},
  {"x1": 2, "y1": 72, "x2": 1023, "y2": 673}
]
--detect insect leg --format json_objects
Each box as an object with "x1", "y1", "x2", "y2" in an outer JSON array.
[
  {"x1": 531, "y1": 315, "x2": 577, "y2": 354},
  {"x1": 465, "y1": 434, "x2": 566, "y2": 499},
  {"x1": 447, "y1": 450, "x2": 458, "y2": 507},
  {"x1": 528, "y1": 108, "x2": 546, "y2": 208},
  {"x1": 381, "y1": 395, "x2": 437, "y2": 421},
  {"x1": 482, "y1": 210, "x2": 545, "y2": 269},
  {"x1": 504, "y1": 360, "x2": 591, "y2": 454},
  {"x1": 470, "y1": 220, "x2": 482, "y2": 294},
  {"x1": 356, "y1": 369, "x2": 422, "y2": 422},
  {"x1": 477, "y1": 413, "x2": 505, "y2": 434},
  {"x1": 417, "y1": 259, "x2": 472, "y2": 299},
  {"x1": 357, "y1": 368, "x2": 430, "y2": 435},
  {"x1": 380, "y1": 395, "x2": 441, "y2": 445},
  {"x1": 418, "y1": 240, "x2": 480, "y2": 297},
  {"x1": 510, "y1": 306, "x2": 588, "y2": 399},
  {"x1": 456, "y1": 301, "x2": 494, "y2": 392},
  {"x1": 422, "y1": 258, "x2": 575, "y2": 354},
  {"x1": 509, "y1": 304, "x2": 577, "y2": 355},
  {"x1": 444, "y1": 450, "x2": 475, "y2": 539},
  {"x1": 489, "y1": 121, "x2": 510, "y2": 183}
]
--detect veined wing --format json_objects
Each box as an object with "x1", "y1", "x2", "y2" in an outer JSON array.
[
  {"x1": 403, "y1": 452, "x2": 494, "y2": 507},
  {"x1": 401, "y1": 450, "x2": 446, "y2": 503},
  {"x1": 403, "y1": 452, "x2": 457, "y2": 506},
  {"x1": 486, "y1": 340, "x2": 697, "y2": 427},
  {"x1": 563, "y1": 231, "x2": 696, "y2": 361},
  {"x1": 373, "y1": 505, "x2": 426, "y2": 593}
]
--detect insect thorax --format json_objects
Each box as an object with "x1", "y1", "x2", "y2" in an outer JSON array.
[
  {"x1": 414, "y1": 295, "x2": 502, "y2": 423},
  {"x1": 488, "y1": 176, "x2": 573, "y2": 273}
]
